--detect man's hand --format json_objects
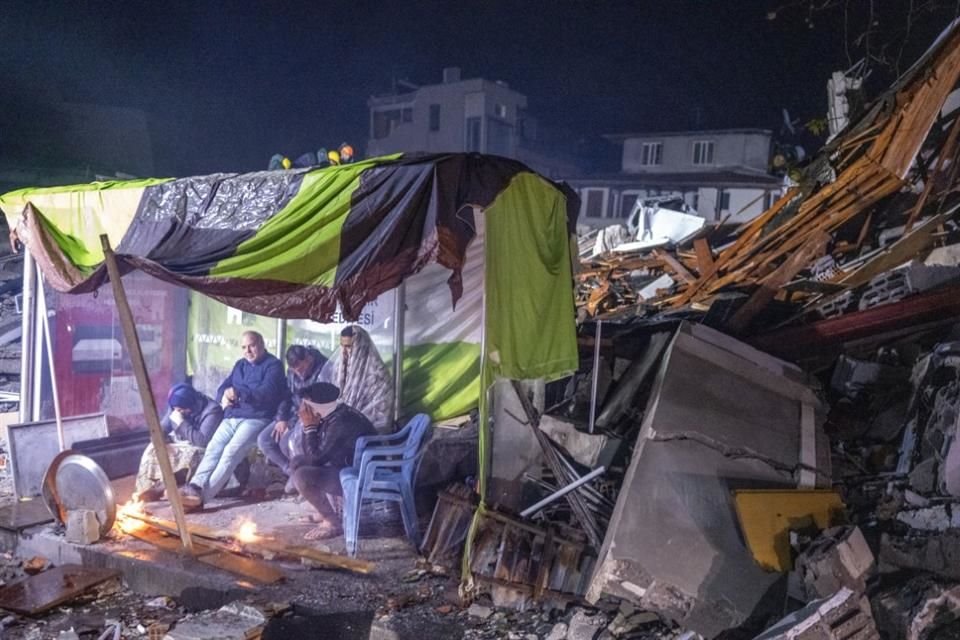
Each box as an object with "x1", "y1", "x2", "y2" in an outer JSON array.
[
  {"x1": 298, "y1": 404, "x2": 318, "y2": 429},
  {"x1": 221, "y1": 387, "x2": 237, "y2": 409},
  {"x1": 272, "y1": 421, "x2": 289, "y2": 442}
]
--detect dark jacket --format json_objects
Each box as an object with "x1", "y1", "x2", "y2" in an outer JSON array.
[
  {"x1": 302, "y1": 404, "x2": 376, "y2": 469},
  {"x1": 160, "y1": 395, "x2": 222, "y2": 448},
  {"x1": 217, "y1": 353, "x2": 289, "y2": 420},
  {"x1": 275, "y1": 346, "x2": 328, "y2": 423}
]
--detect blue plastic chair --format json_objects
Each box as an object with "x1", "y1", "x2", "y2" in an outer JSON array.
[{"x1": 340, "y1": 414, "x2": 432, "y2": 556}]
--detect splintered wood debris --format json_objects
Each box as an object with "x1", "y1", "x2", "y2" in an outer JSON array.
[{"x1": 577, "y1": 24, "x2": 960, "y2": 335}]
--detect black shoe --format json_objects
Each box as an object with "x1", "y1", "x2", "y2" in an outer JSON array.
[
  {"x1": 137, "y1": 485, "x2": 164, "y2": 503},
  {"x1": 179, "y1": 483, "x2": 203, "y2": 511}
]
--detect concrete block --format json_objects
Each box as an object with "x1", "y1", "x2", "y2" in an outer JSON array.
[
  {"x1": 796, "y1": 527, "x2": 874, "y2": 599},
  {"x1": 588, "y1": 323, "x2": 828, "y2": 639},
  {"x1": 64, "y1": 510, "x2": 100, "y2": 545},
  {"x1": 753, "y1": 588, "x2": 879, "y2": 640}
]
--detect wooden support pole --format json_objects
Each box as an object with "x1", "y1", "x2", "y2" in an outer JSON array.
[{"x1": 99, "y1": 235, "x2": 195, "y2": 554}]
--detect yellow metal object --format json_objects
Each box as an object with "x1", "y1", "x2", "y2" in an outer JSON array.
[{"x1": 733, "y1": 489, "x2": 845, "y2": 572}]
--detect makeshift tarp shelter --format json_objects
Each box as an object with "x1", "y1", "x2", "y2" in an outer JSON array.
[{"x1": 0, "y1": 153, "x2": 580, "y2": 476}]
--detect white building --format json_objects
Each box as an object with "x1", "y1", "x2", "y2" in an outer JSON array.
[
  {"x1": 366, "y1": 68, "x2": 580, "y2": 179},
  {"x1": 570, "y1": 129, "x2": 783, "y2": 227}
]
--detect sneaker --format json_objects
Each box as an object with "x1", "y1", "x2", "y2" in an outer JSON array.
[{"x1": 179, "y1": 484, "x2": 203, "y2": 511}]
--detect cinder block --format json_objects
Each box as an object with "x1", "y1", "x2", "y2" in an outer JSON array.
[{"x1": 65, "y1": 509, "x2": 100, "y2": 545}]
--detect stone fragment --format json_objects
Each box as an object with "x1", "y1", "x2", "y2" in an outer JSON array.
[
  {"x1": 467, "y1": 603, "x2": 494, "y2": 619},
  {"x1": 545, "y1": 623, "x2": 568, "y2": 640},
  {"x1": 65, "y1": 509, "x2": 100, "y2": 545},
  {"x1": 567, "y1": 609, "x2": 607, "y2": 640},
  {"x1": 909, "y1": 458, "x2": 937, "y2": 495},
  {"x1": 22, "y1": 556, "x2": 49, "y2": 575},
  {"x1": 163, "y1": 602, "x2": 265, "y2": 640}
]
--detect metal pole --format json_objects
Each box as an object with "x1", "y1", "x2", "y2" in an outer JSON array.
[
  {"x1": 520, "y1": 466, "x2": 606, "y2": 518},
  {"x1": 18, "y1": 250, "x2": 36, "y2": 424},
  {"x1": 588, "y1": 320, "x2": 603, "y2": 434},
  {"x1": 391, "y1": 281, "x2": 406, "y2": 423},
  {"x1": 37, "y1": 276, "x2": 65, "y2": 451},
  {"x1": 31, "y1": 272, "x2": 45, "y2": 422},
  {"x1": 100, "y1": 235, "x2": 195, "y2": 553},
  {"x1": 275, "y1": 317, "x2": 287, "y2": 357}
]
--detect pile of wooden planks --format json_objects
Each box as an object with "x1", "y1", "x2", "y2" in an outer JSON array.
[
  {"x1": 577, "y1": 23, "x2": 960, "y2": 335},
  {"x1": 116, "y1": 510, "x2": 374, "y2": 585}
]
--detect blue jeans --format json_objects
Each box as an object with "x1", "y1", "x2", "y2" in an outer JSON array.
[
  {"x1": 257, "y1": 421, "x2": 305, "y2": 476},
  {"x1": 191, "y1": 417, "x2": 268, "y2": 502}
]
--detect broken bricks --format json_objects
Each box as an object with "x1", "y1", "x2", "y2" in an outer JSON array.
[
  {"x1": 753, "y1": 588, "x2": 879, "y2": 640},
  {"x1": 795, "y1": 526, "x2": 875, "y2": 600}
]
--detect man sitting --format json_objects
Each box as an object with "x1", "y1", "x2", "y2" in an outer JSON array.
[
  {"x1": 257, "y1": 344, "x2": 328, "y2": 488},
  {"x1": 290, "y1": 381, "x2": 376, "y2": 540},
  {"x1": 181, "y1": 331, "x2": 288, "y2": 510},
  {"x1": 135, "y1": 383, "x2": 222, "y2": 502}
]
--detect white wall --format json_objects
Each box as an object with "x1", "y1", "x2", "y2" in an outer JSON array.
[{"x1": 621, "y1": 131, "x2": 772, "y2": 174}]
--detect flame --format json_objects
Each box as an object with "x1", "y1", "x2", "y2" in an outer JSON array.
[
  {"x1": 114, "y1": 499, "x2": 147, "y2": 535},
  {"x1": 234, "y1": 517, "x2": 259, "y2": 543}
]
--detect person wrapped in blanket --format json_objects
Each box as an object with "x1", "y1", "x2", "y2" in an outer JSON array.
[{"x1": 320, "y1": 325, "x2": 394, "y2": 433}]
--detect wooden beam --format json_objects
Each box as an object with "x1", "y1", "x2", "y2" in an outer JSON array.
[
  {"x1": 693, "y1": 238, "x2": 715, "y2": 275},
  {"x1": 725, "y1": 232, "x2": 831, "y2": 335},
  {"x1": 652, "y1": 250, "x2": 695, "y2": 284},
  {"x1": 99, "y1": 236, "x2": 194, "y2": 554}
]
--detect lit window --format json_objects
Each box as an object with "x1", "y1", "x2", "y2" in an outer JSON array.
[
  {"x1": 495, "y1": 103, "x2": 508, "y2": 119},
  {"x1": 693, "y1": 140, "x2": 715, "y2": 165}
]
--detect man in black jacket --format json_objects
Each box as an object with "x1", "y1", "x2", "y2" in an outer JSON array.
[
  {"x1": 290, "y1": 382, "x2": 375, "y2": 540},
  {"x1": 257, "y1": 344, "x2": 328, "y2": 484}
]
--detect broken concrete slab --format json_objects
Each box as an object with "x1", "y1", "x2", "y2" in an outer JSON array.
[
  {"x1": 538, "y1": 415, "x2": 619, "y2": 469},
  {"x1": 753, "y1": 587, "x2": 879, "y2": 640},
  {"x1": 587, "y1": 323, "x2": 829, "y2": 639},
  {"x1": 163, "y1": 602, "x2": 265, "y2": 640},
  {"x1": 796, "y1": 526, "x2": 874, "y2": 600},
  {"x1": 65, "y1": 509, "x2": 100, "y2": 545},
  {"x1": 895, "y1": 505, "x2": 960, "y2": 531},
  {"x1": 879, "y1": 531, "x2": 960, "y2": 580},
  {"x1": 872, "y1": 575, "x2": 960, "y2": 640}
]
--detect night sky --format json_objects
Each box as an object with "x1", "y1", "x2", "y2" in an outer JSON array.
[{"x1": 1, "y1": 1, "x2": 953, "y2": 178}]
